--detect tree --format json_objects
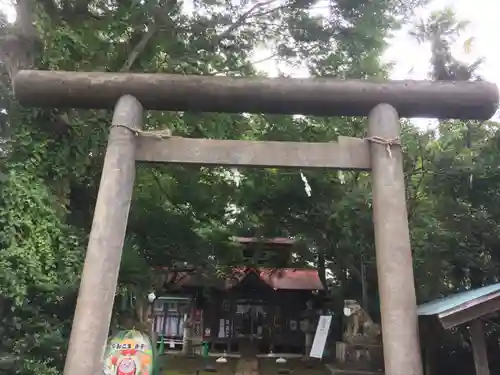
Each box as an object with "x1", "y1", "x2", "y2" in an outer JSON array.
[
  {"x1": 409, "y1": 7, "x2": 483, "y2": 82},
  {"x1": 405, "y1": 9, "x2": 500, "y2": 374},
  {"x1": 0, "y1": 159, "x2": 83, "y2": 373},
  {"x1": 0, "y1": 0, "x2": 428, "y2": 373},
  {"x1": 407, "y1": 7, "x2": 500, "y2": 297}
]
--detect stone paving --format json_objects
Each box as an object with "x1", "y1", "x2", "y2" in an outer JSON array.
[{"x1": 235, "y1": 358, "x2": 258, "y2": 375}]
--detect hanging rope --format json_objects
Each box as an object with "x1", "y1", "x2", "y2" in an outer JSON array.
[
  {"x1": 300, "y1": 170, "x2": 312, "y2": 197},
  {"x1": 364, "y1": 136, "x2": 401, "y2": 158},
  {"x1": 110, "y1": 124, "x2": 173, "y2": 139}
]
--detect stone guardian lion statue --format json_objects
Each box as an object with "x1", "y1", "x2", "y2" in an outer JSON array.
[{"x1": 343, "y1": 299, "x2": 381, "y2": 343}]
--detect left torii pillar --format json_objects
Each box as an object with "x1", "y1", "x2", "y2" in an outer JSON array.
[{"x1": 63, "y1": 95, "x2": 143, "y2": 375}]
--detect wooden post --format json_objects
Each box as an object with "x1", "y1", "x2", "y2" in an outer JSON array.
[
  {"x1": 63, "y1": 95, "x2": 143, "y2": 375},
  {"x1": 420, "y1": 318, "x2": 438, "y2": 375},
  {"x1": 470, "y1": 319, "x2": 490, "y2": 375},
  {"x1": 368, "y1": 103, "x2": 423, "y2": 375}
]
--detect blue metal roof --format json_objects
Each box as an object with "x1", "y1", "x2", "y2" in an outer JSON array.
[{"x1": 417, "y1": 282, "x2": 500, "y2": 316}]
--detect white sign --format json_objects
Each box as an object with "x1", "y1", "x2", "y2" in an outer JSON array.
[
  {"x1": 218, "y1": 318, "x2": 225, "y2": 338},
  {"x1": 309, "y1": 315, "x2": 332, "y2": 359}
]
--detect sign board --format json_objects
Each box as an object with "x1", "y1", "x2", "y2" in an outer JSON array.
[
  {"x1": 103, "y1": 330, "x2": 155, "y2": 375},
  {"x1": 309, "y1": 315, "x2": 332, "y2": 359}
]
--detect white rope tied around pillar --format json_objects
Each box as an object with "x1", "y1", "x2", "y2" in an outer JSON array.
[
  {"x1": 110, "y1": 124, "x2": 173, "y2": 139},
  {"x1": 365, "y1": 136, "x2": 401, "y2": 158}
]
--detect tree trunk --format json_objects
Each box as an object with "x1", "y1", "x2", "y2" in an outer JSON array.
[
  {"x1": 361, "y1": 256, "x2": 368, "y2": 310},
  {"x1": 1, "y1": 0, "x2": 39, "y2": 78},
  {"x1": 182, "y1": 316, "x2": 193, "y2": 355},
  {"x1": 317, "y1": 253, "x2": 327, "y2": 291}
]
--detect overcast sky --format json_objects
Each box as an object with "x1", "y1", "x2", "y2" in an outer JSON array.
[{"x1": 385, "y1": 0, "x2": 500, "y2": 124}]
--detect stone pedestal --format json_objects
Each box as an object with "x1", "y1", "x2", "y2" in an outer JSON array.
[{"x1": 335, "y1": 341, "x2": 383, "y2": 371}]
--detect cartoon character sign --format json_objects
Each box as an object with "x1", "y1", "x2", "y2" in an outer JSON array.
[
  {"x1": 117, "y1": 357, "x2": 136, "y2": 375},
  {"x1": 103, "y1": 330, "x2": 155, "y2": 375}
]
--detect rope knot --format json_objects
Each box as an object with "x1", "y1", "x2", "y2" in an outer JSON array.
[
  {"x1": 110, "y1": 124, "x2": 172, "y2": 139},
  {"x1": 365, "y1": 136, "x2": 401, "y2": 158}
]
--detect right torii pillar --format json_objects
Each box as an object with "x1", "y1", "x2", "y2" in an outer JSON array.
[{"x1": 368, "y1": 103, "x2": 423, "y2": 375}]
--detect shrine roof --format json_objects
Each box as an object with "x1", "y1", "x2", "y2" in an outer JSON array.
[
  {"x1": 162, "y1": 267, "x2": 324, "y2": 291},
  {"x1": 417, "y1": 282, "x2": 500, "y2": 329},
  {"x1": 259, "y1": 268, "x2": 323, "y2": 290}
]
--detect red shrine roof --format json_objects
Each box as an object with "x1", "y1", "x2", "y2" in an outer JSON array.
[
  {"x1": 259, "y1": 268, "x2": 323, "y2": 290},
  {"x1": 159, "y1": 237, "x2": 320, "y2": 291},
  {"x1": 163, "y1": 267, "x2": 324, "y2": 291}
]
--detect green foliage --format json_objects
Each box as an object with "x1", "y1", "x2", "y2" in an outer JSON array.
[
  {"x1": 1, "y1": 0, "x2": 419, "y2": 372},
  {"x1": 0, "y1": 168, "x2": 82, "y2": 374},
  {"x1": 2, "y1": 0, "x2": 498, "y2": 374}
]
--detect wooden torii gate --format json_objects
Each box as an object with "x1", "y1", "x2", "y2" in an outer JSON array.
[{"x1": 12, "y1": 70, "x2": 499, "y2": 375}]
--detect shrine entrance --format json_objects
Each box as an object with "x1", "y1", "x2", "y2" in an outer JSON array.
[
  {"x1": 12, "y1": 69, "x2": 499, "y2": 375},
  {"x1": 234, "y1": 302, "x2": 266, "y2": 340},
  {"x1": 231, "y1": 271, "x2": 272, "y2": 355},
  {"x1": 234, "y1": 302, "x2": 266, "y2": 356}
]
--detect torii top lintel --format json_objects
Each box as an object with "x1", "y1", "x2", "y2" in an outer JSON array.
[{"x1": 12, "y1": 70, "x2": 499, "y2": 120}]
